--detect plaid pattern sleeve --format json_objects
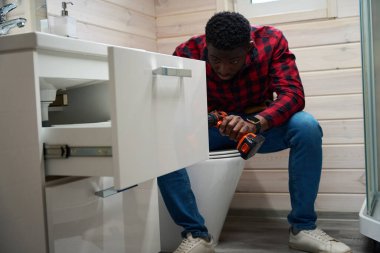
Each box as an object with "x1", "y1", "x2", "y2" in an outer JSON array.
[
  {"x1": 257, "y1": 29, "x2": 305, "y2": 128},
  {"x1": 173, "y1": 36, "x2": 204, "y2": 60}
]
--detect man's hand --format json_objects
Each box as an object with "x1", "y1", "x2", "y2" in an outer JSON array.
[{"x1": 218, "y1": 115, "x2": 256, "y2": 142}]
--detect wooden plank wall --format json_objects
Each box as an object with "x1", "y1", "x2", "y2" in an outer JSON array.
[
  {"x1": 46, "y1": 0, "x2": 156, "y2": 51},
  {"x1": 156, "y1": 0, "x2": 365, "y2": 213},
  {"x1": 236, "y1": 0, "x2": 365, "y2": 213},
  {"x1": 156, "y1": 0, "x2": 219, "y2": 54},
  {"x1": 4, "y1": 0, "x2": 157, "y2": 51}
]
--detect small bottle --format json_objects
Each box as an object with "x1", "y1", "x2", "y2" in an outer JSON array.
[{"x1": 51, "y1": 2, "x2": 77, "y2": 38}]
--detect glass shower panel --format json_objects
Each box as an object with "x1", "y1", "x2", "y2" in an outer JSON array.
[
  {"x1": 361, "y1": 0, "x2": 380, "y2": 218},
  {"x1": 372, "y1": 1, "x2": 380, "y2": 200}
]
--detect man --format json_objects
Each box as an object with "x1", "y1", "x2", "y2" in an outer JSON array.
[{"x1": 157, "y1": 11, "x2": 352, "y2": 253}]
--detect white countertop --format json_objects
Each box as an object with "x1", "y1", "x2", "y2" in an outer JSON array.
[{"x1": 0, "y1": 32, "x2": 109, "y2": 56}]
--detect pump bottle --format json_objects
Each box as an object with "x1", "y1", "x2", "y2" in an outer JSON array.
[{"x1": 51, "y1": 2, "x2": 77, "y2": 38}]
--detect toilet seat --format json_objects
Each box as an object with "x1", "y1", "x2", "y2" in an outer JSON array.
[
  {"x1": 52, "y1": 121, "x2": 111, "y2": 128},
  {"x1": 209, "y1": 149, "x2": 241, "y2": 159}
]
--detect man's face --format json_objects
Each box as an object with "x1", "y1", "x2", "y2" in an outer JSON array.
[{"x1": 207, "y1": 42, "x2": 252, "y2": 81}]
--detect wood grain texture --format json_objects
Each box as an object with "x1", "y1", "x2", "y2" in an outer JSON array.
[
  {"x1": 279, "y1": 17, "x2": 360, "y2": 49},
  {"x1": 295, "y1": 43, "x2": 361, "y2": 72},
  {"x1": 245, "y1": 145, "x2": 365, "y2": 169},
  {"x1": 319, "y1": 119, "x2": 364, "y2": 145},
  {"x1": 156, "y1": 10, "x2": 214, "y2": 38},
  {"x1": 230, "y1": 192, "x2": 365, "y2": 212},
  {"x1": 155, "y1": 0, "x2": 216, "y2": 16},
  {"x1": 76, "y1": 22, "x2": 157, "y2": 51},
  {"x1": 305, "y1": 94, "x2": 363, "y2": 120},
  {"x1": 236, "y1": 169, "x2": 365, "y2": 194},
  {"x1": 106, "y1": 0, "x2": 156, "y2": 16},
  {"x1": 47, "y1": 0, "x2": 156, "y2": 39},
  {"x1": 157, "y1": 36, "x2": 190, "y2": 54},
  {"x1": 301, "y1": 68, "x2": 362, "y2": 96}
]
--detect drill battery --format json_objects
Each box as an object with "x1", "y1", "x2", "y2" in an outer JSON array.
[
  {"x1": 208, "y1": 110, "x2": 265, "y2": 160},
  {"x1": 236, "y1": 133, "x2": 265, "y2": 160}
]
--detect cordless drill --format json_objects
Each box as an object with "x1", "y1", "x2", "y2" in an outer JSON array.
[{"x1": 208, "y1": 110, "x2": 265, "y2": 160}]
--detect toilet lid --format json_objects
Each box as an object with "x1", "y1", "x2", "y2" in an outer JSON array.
[{"x1": 209, "y1": 149, "x2": 241, "y2": 159}]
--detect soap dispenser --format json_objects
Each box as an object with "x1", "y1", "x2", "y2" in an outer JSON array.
[{"x1": 51, "y1": 2, "x2": 77, "y2": 38}]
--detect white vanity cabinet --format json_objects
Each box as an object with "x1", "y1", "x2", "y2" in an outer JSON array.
[
  {"x1": 45, "y1": 177, "x2": 160, "y2": 253},
  {"x1": 43, "y1": 46, "x2": 208, "y2": 190},
  {"x1": 0, "y1": 32, "x2": 208, "y2": 253}
]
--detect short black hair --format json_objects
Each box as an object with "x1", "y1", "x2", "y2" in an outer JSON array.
[{"x1": 205, "y1": 11, "x2": 251, "y2": 50}]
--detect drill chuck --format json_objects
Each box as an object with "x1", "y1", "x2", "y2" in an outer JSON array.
[
  {"x1": 208, "y1": 112, "x2": 219, "y2": 127},
  {"x1": 208, "y1": 111, "x2": 227, "y2": 128}
]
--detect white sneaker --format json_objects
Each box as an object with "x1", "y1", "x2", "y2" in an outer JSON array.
[
  {"x1": 289, "y1": 228, "x2": 352, "y2": 253},
  {"x1": 173, "y1": 233, "x2": 215, "y2": 253}
]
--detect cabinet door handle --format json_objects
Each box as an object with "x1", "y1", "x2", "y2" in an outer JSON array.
[
  {"x1": 95, "y1": 184, "x2": 138, "y2": 198},
  {"x1": 152, "y1": 66, "x2": 192, "y2": 78}
]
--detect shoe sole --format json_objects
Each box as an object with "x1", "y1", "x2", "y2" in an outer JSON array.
[{"x1": 289, "y1": 242, "x2": 352, "y2": 253}]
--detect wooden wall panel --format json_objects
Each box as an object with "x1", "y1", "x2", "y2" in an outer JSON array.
[
  {"x1": 76, "y1": 22, "x2": 156, "y2": 51},
  {"x1": 155, "y1": 0, "x2": 216, "y2": 55},
  {"x1": 155, "y1": 0, "x2": 216, "y2": 16},
  {"x1": 156, "y1": 13, "x2": 360, "y2": 51},
  {"x1": 294, "y1": 43, "x2": 361, "y2": 72},
  {"x1": 278, "y1": 17, "x2": 360, "y2": 49},
  {"x1": 156, "y1": 0, "x2": 367, "y2": 53},
  {"x1": 156, "y1": 10, "x2": 214, "y2": 38},
  {"x1": 47, "y1": 0, "x2": 156, "y2": 38},
  {"x1": 305, "y1": 94, "x2": 363, "y2": 120},
  {"x1": 320, "y1": 119, "x2": 364, "y2": 145},
  {"x1": 231, "y1": 193, "x2": 365, "y2": 212},
  {"x1": 246, "y1": 145, "x2": 365, "y2": 169},
  {"x1": 46, "y1": 0, "x2": 156, "y2": 51},
  {"x1": 106, "y1": 0, "x2": 155, "y2": 16},
  {"x1": 237, "y1": 169, "x2": 365, "y2": 194},
  {"x1": 301, "y1": 69, "x2": 362, "y2": 96},
  {"x1": 157, "y1": 36, "x2": 189, "y2": 54},
  {"x1": 155, "y1": 0, "x2": 217, "y2": 54}
]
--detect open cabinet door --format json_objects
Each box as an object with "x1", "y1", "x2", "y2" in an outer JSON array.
[{"x1": 108, "y1": 47, "x2": 209, "y2": 190}]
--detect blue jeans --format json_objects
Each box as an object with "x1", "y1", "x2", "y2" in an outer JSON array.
[{"x1": 157, "y1": 111, "x2": 323, "y2": 238}]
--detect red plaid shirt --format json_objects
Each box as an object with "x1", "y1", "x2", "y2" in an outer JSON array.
[{"x1": 173, "y1": 26, "x2": 305, "y2": 128}]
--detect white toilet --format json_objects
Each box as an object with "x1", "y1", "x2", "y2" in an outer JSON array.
[{"x1": 159, "y1": 149, "x2": 245, "y2": 251}]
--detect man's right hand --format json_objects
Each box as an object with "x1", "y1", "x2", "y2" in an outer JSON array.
[{"x1": 218, "y1": 115, "x2": 256, "y2": 142}]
